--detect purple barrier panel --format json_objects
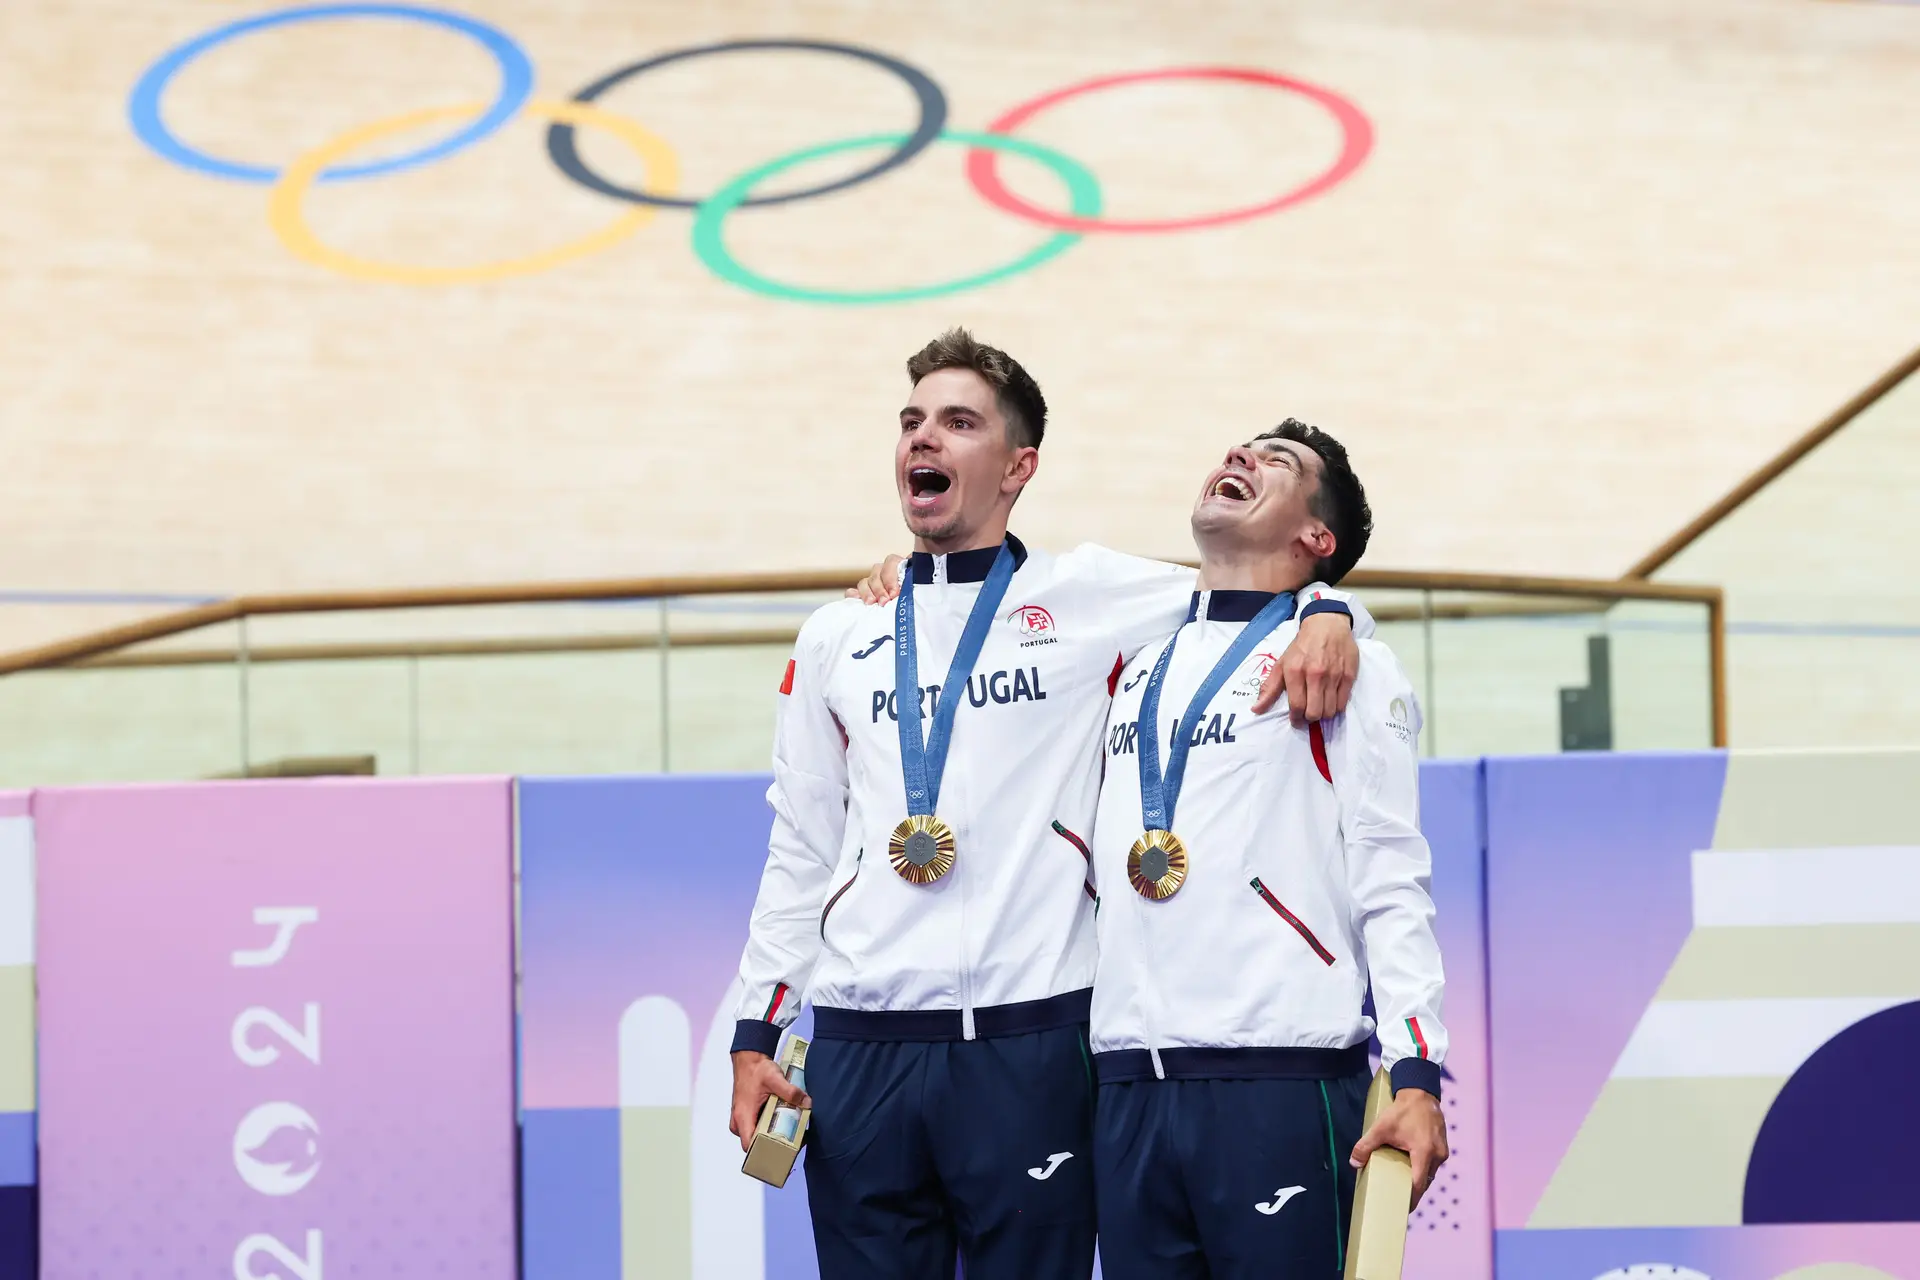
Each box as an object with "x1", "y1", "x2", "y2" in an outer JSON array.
[
  {"x1": 1485, "y1": 752, "x2": 1727, "y2": 1233},
  {"x1": 518, "y1": 765, "x2": 1491, "y2": 1280},
  {"x1": 517, "y1": 773, "x2": 819, "y2": 1280},
  {"x1": 34, "y1": 778, "x2": 516, "y2": 1279},
  {"x1": 1406, "y1": 759, "x2": 1492, "y2": 1280},
  {"x1": 1484, "y1": 750, "x2": 1920, "y2": 1278}
]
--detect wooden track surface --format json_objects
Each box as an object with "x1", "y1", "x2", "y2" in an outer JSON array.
[{"x1": 2, "y1": 0, "x2": 1917, "y2": 651}]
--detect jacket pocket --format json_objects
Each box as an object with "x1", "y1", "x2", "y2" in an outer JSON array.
[
  {"x1": 820, "y1": 848, "x2": 863, "y2": 939},
  {"x1": 1050, "y1": 821, "x2": 1098, "y2": 901},
  {"x1": 1249, "y1": 876, "x2": 1335, "y2": 966}
]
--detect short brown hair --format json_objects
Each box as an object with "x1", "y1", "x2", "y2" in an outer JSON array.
[
  {"x1": 906, "y1": 328, "x2": 1047, "y2": 448},
  {"x1": 1253, "y1": 418, "x2": 1373, "y2": 584}
]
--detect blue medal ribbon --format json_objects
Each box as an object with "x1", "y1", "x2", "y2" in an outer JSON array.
[
  {"x1": 896, "y1": 541, "x2": 1018, "y2": 818},
  {"x1": 1137, "y1": 591, "x2": 1298, "y2": 834}
]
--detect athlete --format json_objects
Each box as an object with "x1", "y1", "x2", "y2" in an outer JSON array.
[
  {"x1": 726, "y1": 330, "x2": 1375, "y2": 1280},
  {"x1": 1090, "y1": 419, "x2": 1447, "y2": 1279}
]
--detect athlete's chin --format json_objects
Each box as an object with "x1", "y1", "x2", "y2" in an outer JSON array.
[
  {"x1": 903, "y1": 508, "x2": 967, "y2": 544},
  {"x1": 1190, "y1": 505, "x2": 1247, "y2": 540}
]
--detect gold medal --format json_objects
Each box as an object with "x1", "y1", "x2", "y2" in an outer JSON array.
[
  {"x1": 890, "y1": 814, "x2": 957, "y2": 884},
  {"x1": 1127, "y1": 829, "x2": 1188, "y2": 900}
]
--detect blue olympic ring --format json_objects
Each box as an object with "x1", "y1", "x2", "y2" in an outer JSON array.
[{"x1": 127, "y1": 3, "x2": 534, "y2": 184}]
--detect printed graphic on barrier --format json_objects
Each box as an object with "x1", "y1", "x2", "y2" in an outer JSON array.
[
  {"x1": 518, "y1": 774, "x2": 819, "y2": 1280},
  {"x1": 33, "y1": 778, "x2": 517, "y2": 1279},
  {"x1": 1486, "y1": 750, "x2": 1920, "y2": 1279},
  {"x1": 518, "y1": 767, "x2": 1490, "y2": 1280},
  {"x1": 16, "y1": 748, "x2": 1910, "y2": 1277},
  {"x1": 0, "y1": 791, "x2": 34, "y2": 1278},
  {"x1": 1405, "y1": 760, "x2": 1493, "y2": 1280}
]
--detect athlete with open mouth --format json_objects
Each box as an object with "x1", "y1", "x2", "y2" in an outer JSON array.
[
  {"x1": 1085, "y1": 418, "x2": 1447, "y2": 1279},
  {"x1": 727, "y1": 329, "x2": 1376, "y2": 1280}
]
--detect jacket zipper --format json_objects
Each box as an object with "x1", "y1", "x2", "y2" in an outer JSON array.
[
  {"x1": 1131, "y1": 874, "x2": 1168, "y2": 1078},
  {"x1": 957, "y1": 814, "x2": 976, "y2": 1040},
  {"x1": 946, "y1": 690, "x2": 975, "y2": 1039},
  {"x1": 819, "y1": 848, "x2": 863, "y2": 938},
  {"x1": 1250, "y1": 877, "x2": 1336, "y2": 966}
]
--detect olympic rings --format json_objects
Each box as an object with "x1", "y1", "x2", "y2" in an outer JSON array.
[
  {"x1": 128, "y1": 3, "x2": 534, "y2": 184},
  {"x1": 693, "y1": 131, "x2": 1101, "y2": 306},
  {"x1": 547, "y1": 39, "x2": 948, "y2": 211},
  {"x1": 965, "y1": 68, "x2": 1374, "y2": 234},
  {"x1": 268, "y1": 99, "x2": 678, "y2": 286},
  {"x1": 130, "y1": 5, "x2": 1374, "y2": 300}
]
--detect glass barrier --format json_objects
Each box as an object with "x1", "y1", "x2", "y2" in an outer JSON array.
[
  {"x1": 0, "y1": 583, "x2": 1716, "y2": 786},
  {"x1": 0, "y1": 619, "x2": 250, "y2": 785},
  {"x1": 1654, "y1": 349, "x2": 1920, "y2": 749}
]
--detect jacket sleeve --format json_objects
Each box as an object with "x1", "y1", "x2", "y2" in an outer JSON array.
[
  {"x1": 1061, "y1": 544, "x2": 1196, "y2": 664},
  {"x1": 1297, "y1": 582, "x2": 1375, "y2": 639},
  {"x1": 1323, "y1": 642, "x2": 1446, "y2": 1096},
  {"x1": 1059, "y1": 545, "x2": 1374, "y2": 662},
  {"x1": 729, "y1": 607, "x2": 853, "y2": 1057}
]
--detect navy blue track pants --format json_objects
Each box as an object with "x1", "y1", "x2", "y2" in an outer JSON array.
[
  {"x1": 803, "y1": 1025, "x2": 1098, "y2": 1280},
  {"x1": 1092, "y1": 1073, "x2": 1367, "y2": 1280}
]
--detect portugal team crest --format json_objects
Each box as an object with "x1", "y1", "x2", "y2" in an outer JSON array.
[{"x1": 1006, "y1": 605, "x2": 1055, "y2": 636}]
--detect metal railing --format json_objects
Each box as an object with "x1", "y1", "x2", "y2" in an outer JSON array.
[{"x1": 0, "y1": 567, "x2": 1724, "y2": 785}]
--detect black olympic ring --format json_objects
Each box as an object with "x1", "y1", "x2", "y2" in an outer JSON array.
[{"x1": 546, "y1": 38, "x2": 948, "y2": 210}]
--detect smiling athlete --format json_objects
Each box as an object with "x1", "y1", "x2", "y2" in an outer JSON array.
[
  {"x1": 1092, "y1": 420, "x2": 1448, "y2": 1279},
  {"x1": 727, "y1": 331, "x2": 1375, "y2": 1280}
]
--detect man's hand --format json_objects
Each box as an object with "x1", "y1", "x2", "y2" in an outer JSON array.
[
  {"x1": 1254, "y1": 610, "x2": 1358, "y2": 723},
  {"x1": 1349, "y1": 1088, "x2": 1449, "y2": 1208},
  {"x1": 847, "y1": 554, "x2": 905, "y2": 605},
  {"x1": 730, "y1": 1050, "x2": 811, "y2": 1153}
]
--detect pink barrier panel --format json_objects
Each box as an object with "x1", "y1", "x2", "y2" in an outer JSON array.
[
  {"x1": 34, "y1": 778, "x2": 517, "y2": 1279},
  {"x1": 1, "y1": 789, "x2": 33, "y2": 1274}
]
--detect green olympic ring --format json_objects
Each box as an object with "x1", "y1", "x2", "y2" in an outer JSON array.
[{"x1": 692, "y1": 130, "x2": 1103, "y2": 306}]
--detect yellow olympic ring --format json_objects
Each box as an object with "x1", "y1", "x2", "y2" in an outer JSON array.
[{"x1": 267, "y1": 98, "x2": 677, "y2": 286}]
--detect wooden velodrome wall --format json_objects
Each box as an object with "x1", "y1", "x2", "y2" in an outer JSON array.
[{"x1": 1, "y1": 0, "x2": 1917, "y2": 652}]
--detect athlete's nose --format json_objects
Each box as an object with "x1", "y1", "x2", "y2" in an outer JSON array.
[{"x1": 1225, "y1": 445, "x2": 1256, "y2": 471}]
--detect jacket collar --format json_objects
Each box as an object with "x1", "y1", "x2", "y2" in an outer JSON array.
[
  {"x1": 1185, "y1": 588, "x2": 1297, "y2": 623},
  {"x1": 908, "y1": 533, "x2": 1028, "y2": 585}
]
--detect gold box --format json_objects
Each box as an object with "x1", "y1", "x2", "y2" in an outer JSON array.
[
  {"x1": 1344, "y1": 1068, "x2": 1413, "y2": 1280},
  {"x1": 741, "y1": 1036, "x2": 810, "y2": 1188}
]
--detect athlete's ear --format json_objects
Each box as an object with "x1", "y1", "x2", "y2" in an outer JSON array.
[
  {"x1": 1299, "y1": 521, "x2": 1335, "y2": 564},
  {"x1": 1004, "y1": 446, "x2": 1039, "y2": 496}
]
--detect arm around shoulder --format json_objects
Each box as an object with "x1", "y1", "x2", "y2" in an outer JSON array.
[
  {"x1": 1298, "y1": 580, "x2": 1374, "y2": 639},
  {"x1": 1060, "y1": 543, "x2": 1198, "y2": 663},
  {"x1": 1260, "y1": 583, "x2": 1370, "y2": 721}
]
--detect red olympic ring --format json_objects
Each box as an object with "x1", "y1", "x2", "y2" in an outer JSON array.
[{"x1": 964, "y1": 67, "x2": 1373, "y2": 234}]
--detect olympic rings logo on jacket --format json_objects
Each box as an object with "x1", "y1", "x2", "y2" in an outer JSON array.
[{"x1": 128, "y1": 3, "x2": 1374, "y2": 301}]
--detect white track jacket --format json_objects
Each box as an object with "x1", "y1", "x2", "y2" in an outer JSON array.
[
  {"x1": 1089, "y1": 588, "x2": 1446, "y2": 1096},
  {"x1": 730, "y1": 538, "x2": 1371, "y2": 1054}
]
